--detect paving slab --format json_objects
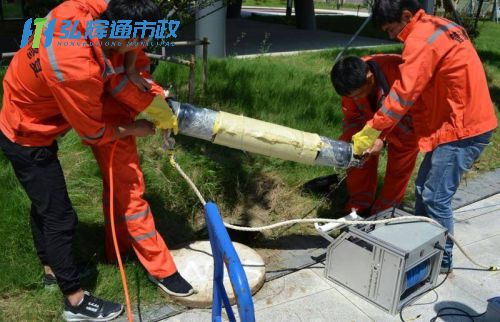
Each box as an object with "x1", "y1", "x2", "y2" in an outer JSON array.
[
  {"x1": 452, "y1": 169, "x2": 500, "y2": 210},
  {"x1": 255, "y1": 235, "x2": 329, "y2": 281},
  {"x1": 254, "y1": 288, "x2": 372, "y2": 322},
  {"x1": 335, "y1": 273, "x2": 488, "y2": 322},
  {"x1": 454, "y1": 193, "x2": 500, "y2": 220},
  {"x1": 282, "y1": 195, "x2": 500, "y2": 321},
  {"x1": 453, "y1": 195, "x2": 500, "y2": 246},
  {"x1": 451, "y1": 234, "x2": 500, "y2": 301},
  {"x1": 114, "y1": 304, "x2": 181, "y2": 322},
  {"x1": 165, "y1": 309, "x2": 212, "y2": 322},
  {"x1": 308, "y1": 196, "x2": 500, "y2": 322},
  {"x1": 163, "y1": 191, "x2": 500, "y2": 321},
  {"x1": 252, "y1": 268, "x2": 332, "y2": 310},
  {"x1": 309, "y1": 260, "x2": 492, "y2": 322}
]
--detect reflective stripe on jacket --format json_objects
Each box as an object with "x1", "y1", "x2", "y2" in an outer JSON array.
[{"x1": 0, "y1": 0, "x2": 115, "y2": 146}]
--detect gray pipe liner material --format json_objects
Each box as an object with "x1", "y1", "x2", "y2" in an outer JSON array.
[
  {"x1": 170, "y1": 100, "x2": 358, "y2": 169},
  {"x1": 316, "y1": 136, "x2": 358, "y2": 168},
  {"x1": 170, "y1": 100, "x2": 218, "y2": 141}
]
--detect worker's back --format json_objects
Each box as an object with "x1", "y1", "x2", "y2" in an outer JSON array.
[
  {"x1": 0, "y1": 0, "x2": 109, "y2": 147},
  {"x1": 370, "y1": 10, "x2": 497, "y2": 152}
]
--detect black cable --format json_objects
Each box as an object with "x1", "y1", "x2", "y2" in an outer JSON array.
[{"x1": 399, "y1": 249, "x2": 452, "y2": 322}]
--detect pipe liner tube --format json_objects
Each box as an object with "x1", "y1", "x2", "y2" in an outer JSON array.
[{"x1": 169, "y1": 100, "x2": 357, "y2": 169}]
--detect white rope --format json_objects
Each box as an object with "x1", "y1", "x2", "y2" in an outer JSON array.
[
  {"x1": 169, "y1": 153, "x2": 499, "y2": 271},
  {"x1": 224, "y1": 216, "x2": 440, "y2": 231},
  {"x1": 169, "y1": 155, "x2": 207, "y2": 206}
]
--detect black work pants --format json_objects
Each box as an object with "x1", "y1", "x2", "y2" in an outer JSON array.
[{"x1": 0, "y1": 130, "x2": 80, "y2": 294}]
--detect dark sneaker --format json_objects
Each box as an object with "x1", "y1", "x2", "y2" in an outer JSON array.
[
  {"x1": 43, "y1": 274, "x2": 58, "y2": 290},
  {"x1": 148, "y1": 272, "x2": 194, "y2": 297},
  {"x1": 62, "y1": 291, "x2": 123, "y2": 322}
]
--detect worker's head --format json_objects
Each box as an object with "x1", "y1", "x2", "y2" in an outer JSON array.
[
  {"x1": 331, "y1": 56, "x2": 376, "y2": 100},
  {"x1": 372, "y1": 0, "x2": 422, "y2": 39},
  {"x1": 100, "y1": 0, "x2": 162, "y2": 53}
]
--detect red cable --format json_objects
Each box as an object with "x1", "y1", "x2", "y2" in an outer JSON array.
[{"x1": 109, "y1": 140, "x2": 134, "y2": 322}]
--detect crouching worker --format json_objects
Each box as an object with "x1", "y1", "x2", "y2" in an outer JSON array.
[
  {"x1": 330, "y1": 55, "x2": 419, "y2": 216},
  {"x1": 0, "y1": 0, "x2": 189, "y2": 320},
  {"x1": 352, "y1": 0, "x2": 498, "y2": 273}
]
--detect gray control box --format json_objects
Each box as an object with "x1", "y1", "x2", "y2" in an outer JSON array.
[{"x1": 324, "y1": 208, "x2": 447, "y2": 315}]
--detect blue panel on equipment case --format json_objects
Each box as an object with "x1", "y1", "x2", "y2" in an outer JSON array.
[{"x1": 405, "y1": 260, "x2": 430, "y2": 291}]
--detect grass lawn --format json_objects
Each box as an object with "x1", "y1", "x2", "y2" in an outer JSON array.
[
  {"x1": 0, "y1": 22, "x2": 499, "y2": 321},
  {"x1": 1, "y1": 0, "x2": 24, "y2": 19}
]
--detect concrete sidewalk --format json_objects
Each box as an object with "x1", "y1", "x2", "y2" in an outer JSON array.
[{"x1": 166, "y1": 194, "x2": 500, "y2": 321}]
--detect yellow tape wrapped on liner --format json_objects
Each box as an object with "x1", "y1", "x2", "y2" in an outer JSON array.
[{"x1": 212, "y1": 112, "x2": 322, "y2": 165}]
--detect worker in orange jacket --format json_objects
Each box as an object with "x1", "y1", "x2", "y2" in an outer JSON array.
[
  {"x1": 0, "y1": 0, "x2": 190, "y2": 320},
  {"x1": 352, "y1": 0, "x2": 498, "y2": 273},
  {"x1": 331, "y1": 54, "x2": 419, "y2": 215}
]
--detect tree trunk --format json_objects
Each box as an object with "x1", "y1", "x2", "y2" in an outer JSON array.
[
  {"x1": 294, "y1": 0, "x2": 316, "y2": 30},
  {"x1": 227, "y1": 0, "x2": 242, "y2": 19}
]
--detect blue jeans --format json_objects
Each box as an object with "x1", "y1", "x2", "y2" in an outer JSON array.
[{"x1": 414, "y1": 131, "x2": 493, "y2": 268}]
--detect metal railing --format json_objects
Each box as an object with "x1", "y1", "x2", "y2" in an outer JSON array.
[
  {"x1": 1, "y1": 38, "x2": 210, "y2": 102},
  {"x1": 0, "y1": 52, "x2": 15, "y2": 59},
  {"x1": 204, "y1": 202, "x2": 255, "y2": 322},
  {"x1": 146, "y1": 38, "x2": 210, "y2": 102}
]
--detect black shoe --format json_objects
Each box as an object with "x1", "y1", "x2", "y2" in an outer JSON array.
[
  {"x1": 62, "y1": 291, "x2": 123, "y2": 322},
  {"x1": 148, "y1": 272, "x2": 194, "y2": 297}
]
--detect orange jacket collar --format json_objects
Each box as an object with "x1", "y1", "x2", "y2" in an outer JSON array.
[{"x1": 397, "y1": 9, "x2": 426, "y2": 42}]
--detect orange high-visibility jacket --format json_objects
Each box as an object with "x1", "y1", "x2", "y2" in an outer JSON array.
[
  {"x1": 105, "y1": 49, "x2": 163, "y2": 118},
  {"x1": 367, "y1": 9, "x2": 497, "y2": 152},
  {"x1": 0, "y1": 0, "x2": 121, "y2": 147},
  {"x1": 339, "y1": 54, "x2": 416, "y2": 146}
]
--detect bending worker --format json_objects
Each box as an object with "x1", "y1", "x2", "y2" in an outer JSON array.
[
  {"x1": 331, "y1": 54, "x2": 419, "y2": 216},
  {"x1": 352, "y1": 0, "x2": 498, "y2": 273},
  {"x1": 0, "y1": 0, "x2": 192, "y2": 321}
]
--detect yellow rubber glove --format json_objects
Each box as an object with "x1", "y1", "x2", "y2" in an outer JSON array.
[
  {"x1": 352, "y1": 124, "x2": 381, "y2": 155},
  {"x1": 142, "y1": 96, "x2": 179, "y2": 134}
]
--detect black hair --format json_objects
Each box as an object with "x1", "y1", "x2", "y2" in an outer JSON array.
[
  {"x1": 101, "y1": 0, "x2": 162, "y2": 23},
  {"x1": 330, "y1": 56, "x2": 369, "y2": 96},
  {"x1": 371, "y1": 0, "x2": 422, "y2": 27}
]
